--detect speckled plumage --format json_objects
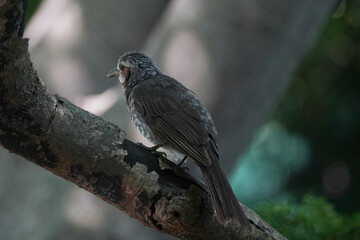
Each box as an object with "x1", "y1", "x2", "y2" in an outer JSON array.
[
  {"x1": 108, "y1": 51, "x2": 251, "y2": 229},
  {"x1": 126, "y1": 74, "x2": 218, "y2": 167}
]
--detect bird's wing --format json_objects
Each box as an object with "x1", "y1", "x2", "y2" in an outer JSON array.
[{"x1": 130, "y1": 76, "x2": 217, "y2": 166}]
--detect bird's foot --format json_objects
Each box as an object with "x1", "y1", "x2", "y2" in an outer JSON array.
[{"x1": 136, "y1": 143, "x2": 166, "y2": 158}]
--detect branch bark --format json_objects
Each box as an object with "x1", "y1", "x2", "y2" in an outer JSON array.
[{"x1": 0, "y1": 1, "x2": 285, "y2": 239}]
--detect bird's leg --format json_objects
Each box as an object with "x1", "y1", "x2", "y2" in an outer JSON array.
[
  {"x1": 177, "y1": 156, "x2": 189, "y2": 172},
  {"x1": 177, "y1": 155, "x2": 187, "y2": 166},
  {"x1": 136, "y1": 143, "x2": 166, "y2": 158}
]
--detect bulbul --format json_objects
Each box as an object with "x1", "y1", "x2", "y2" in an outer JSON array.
[{"x1": 107, "y1": 51, "x2": 250, "y2": 229}]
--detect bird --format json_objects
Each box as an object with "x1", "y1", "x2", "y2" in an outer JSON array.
[{"x1": 107, "y1": 51, "x2": 251, "y2": 230}]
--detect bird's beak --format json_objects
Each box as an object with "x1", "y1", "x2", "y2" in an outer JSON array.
[{"x1": 107, "y1": 68, "x2": 119, "y2": 78}]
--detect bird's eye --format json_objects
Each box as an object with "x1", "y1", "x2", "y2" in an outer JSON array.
[{"x1": 119, "y1": 65, "x2": 125, "y2": 71}]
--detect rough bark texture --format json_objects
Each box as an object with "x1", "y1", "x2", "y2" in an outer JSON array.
[
  {"x1": 2, "y1": 1, "x2": 172, "y2": 239},
  {"x1": 0, "y1": 1, "x2": 285, "y2": 239}
]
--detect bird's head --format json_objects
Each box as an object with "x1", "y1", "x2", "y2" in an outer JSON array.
[{"x1": 107, "y1": 51, "x2": 162, "y2": 89}]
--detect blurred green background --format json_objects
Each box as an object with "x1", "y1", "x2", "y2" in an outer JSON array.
[
  {"x1": 229, "y1": 1, "x2": 360, "y2": 239},
  {"x1": 18, "y1": 0, "x2": 360, "y2": 239}
]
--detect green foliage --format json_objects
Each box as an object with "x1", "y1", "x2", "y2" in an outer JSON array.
[{"x1": 255, "y1": 195, "x2": 360, "y2": 240}]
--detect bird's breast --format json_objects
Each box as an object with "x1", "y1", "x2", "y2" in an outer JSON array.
[{"x1": 127, "y1": 97, "x2": 162, "y2": 145}]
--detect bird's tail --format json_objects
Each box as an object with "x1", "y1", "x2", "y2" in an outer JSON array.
[{"x1": 200, "y1": 159, "x2": 251, "y2": 230}]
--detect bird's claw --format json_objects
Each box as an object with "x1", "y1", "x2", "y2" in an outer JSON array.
[
  {"x1": 136, "y1": 143, "x2": 167, "y2": 158},
  {"x1": 179, "y1": 166, "x2": 189, "y2": 172}
]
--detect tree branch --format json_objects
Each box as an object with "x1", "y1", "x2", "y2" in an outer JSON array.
[{"x1": 0, "y1": 1, "x2": 285, "y2": 239}]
